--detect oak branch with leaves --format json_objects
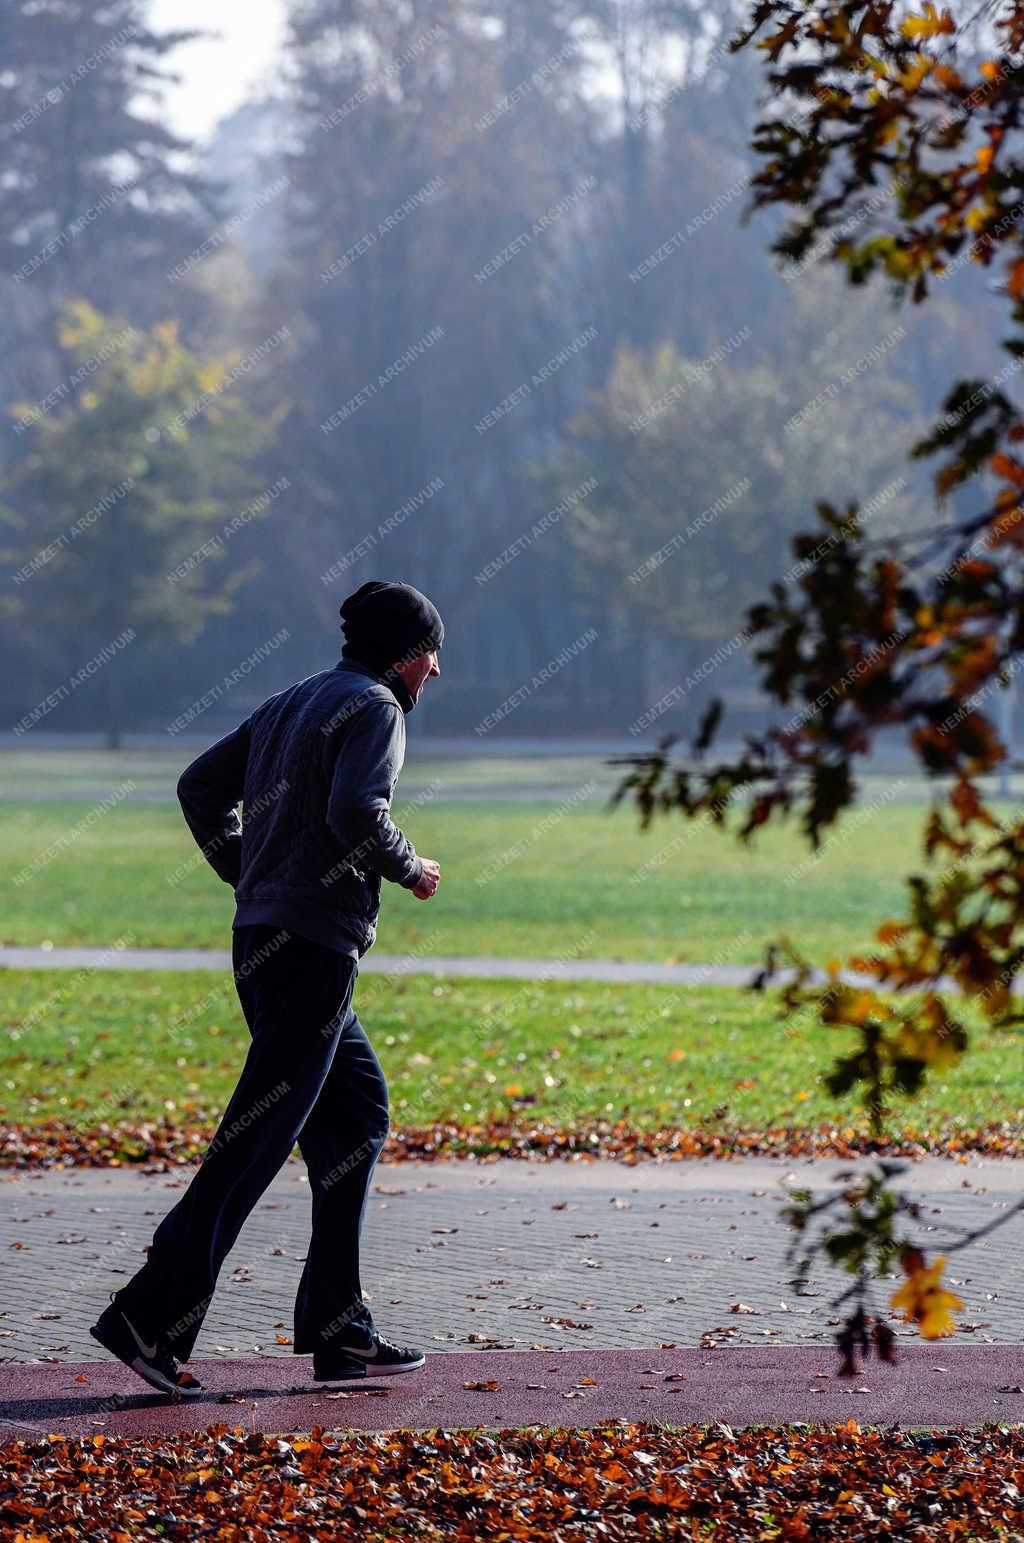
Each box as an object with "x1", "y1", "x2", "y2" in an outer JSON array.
[{"x1": 613, "y1": 0, "x2": 1024, "y2": 1370}]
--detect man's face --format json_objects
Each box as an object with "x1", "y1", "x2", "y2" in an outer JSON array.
[{"x1": 393, "y1": 647, "x2": 441, "y2": 702}]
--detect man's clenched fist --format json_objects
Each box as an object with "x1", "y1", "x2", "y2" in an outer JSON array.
[{"x1": 411, "y1": 858, "x2": 441, "y2": 900}]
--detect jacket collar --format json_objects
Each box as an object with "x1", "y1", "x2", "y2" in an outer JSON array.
[{"x1": 335, "y1": 655, "x2": 416, "y2": 715}]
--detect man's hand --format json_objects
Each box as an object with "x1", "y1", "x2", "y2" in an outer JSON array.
[{"x1": 411, "y1": 858, "x2": 440, "y2": 899}]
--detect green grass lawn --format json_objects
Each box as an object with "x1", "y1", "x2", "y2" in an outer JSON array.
[
  {"x1": 0, "y1": 794, "x2": 965, "y2": 963},
  {"x1": 1, "y1": 970, "x2": 1018, "y2": 1142}
]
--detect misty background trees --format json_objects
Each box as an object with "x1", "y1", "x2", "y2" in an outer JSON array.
[{"x1": 0, "y1": 0, "x2": 1003, "y2": 742}]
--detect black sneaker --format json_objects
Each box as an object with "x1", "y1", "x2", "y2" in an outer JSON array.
[
  {"x1": 89, "y1": 1290, "x2": 203, "y2": 1399},
  {"x1": 312, "y1": 1331, "x2": 425, "y2": 1381}
]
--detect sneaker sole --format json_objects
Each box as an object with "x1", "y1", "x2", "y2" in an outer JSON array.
[
  {"x1": 89, "y1": 1323, "x2": 204, "y2": 1399},
  {"x1": 312, "y1": 1355, "x2": 425, "y2": 1381}
]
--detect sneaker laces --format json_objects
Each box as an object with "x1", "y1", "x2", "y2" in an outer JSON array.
[{"x1": 373, "y1": 1332, "x2": 415, "y2": 1356}]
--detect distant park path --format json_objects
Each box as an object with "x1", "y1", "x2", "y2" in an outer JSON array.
[
  {"x1": 0, "y1": 944, "x2": 999, "y2": 994},
  {"x1": 0, "y1": 945, "x2": 794, "y2": 986}
]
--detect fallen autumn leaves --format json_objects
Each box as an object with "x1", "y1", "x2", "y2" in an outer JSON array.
[
  {"x1": 3, "y1": 1115, "x2": 1024, "y2": 1171},
  {"x1": 2, "y1": 1420, "x2": 1024, "y2": 1540}
]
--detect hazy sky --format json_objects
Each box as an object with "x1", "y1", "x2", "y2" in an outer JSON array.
[
  {"x1": 150, "y1": 0, "x2": 287, "y2": 142},
  {"x1": 144, "y1": 3, "x2": 717, "y2": 149}
]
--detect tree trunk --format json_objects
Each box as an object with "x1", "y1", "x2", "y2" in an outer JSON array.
[{"x1": 104, "y1": 663, "x2": 123, "y2": 750}]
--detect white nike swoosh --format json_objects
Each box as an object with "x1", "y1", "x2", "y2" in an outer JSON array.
[
  {"x1": 335, "y1": 1344, "x2": 378, "y2": 1359},
  {"x1": 122, "y1": 1311, "x2": 159, "y2": 1360}
]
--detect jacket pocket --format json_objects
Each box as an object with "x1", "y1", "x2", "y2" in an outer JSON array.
[{"x1": 344, "y1": 861, "x2": 381, "y2": 918}]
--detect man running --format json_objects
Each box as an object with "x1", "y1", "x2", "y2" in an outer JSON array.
[{"x1": 90, "y1": 579, "x2": 443, "y2": 1397}]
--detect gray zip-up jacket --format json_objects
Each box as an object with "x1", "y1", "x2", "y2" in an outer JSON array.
[{"x1": 176, "y1": 656, "x2": 424, "y2": 958}]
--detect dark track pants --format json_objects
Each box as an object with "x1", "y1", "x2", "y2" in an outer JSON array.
[{"x1": 114, "y1": 924, "x2": 389, "y2": 1362}]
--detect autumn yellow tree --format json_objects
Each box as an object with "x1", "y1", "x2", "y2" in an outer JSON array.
[{"x1": 4, "y1": 303, "x2": 276, "y2": 745}]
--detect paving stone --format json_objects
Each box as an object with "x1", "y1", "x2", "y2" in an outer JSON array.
[{"x1": 2, "y1": 1155, "x2": 1022, "y2": 1367}]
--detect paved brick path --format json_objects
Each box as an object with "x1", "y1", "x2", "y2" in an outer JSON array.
[{"x1": 2, "y1": 1156, "x2": 1022, "y2": 1364}]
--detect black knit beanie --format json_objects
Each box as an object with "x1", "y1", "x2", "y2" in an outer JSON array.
[{"x1": 339, "y1": 580, "x2": 444, "y2": 674}]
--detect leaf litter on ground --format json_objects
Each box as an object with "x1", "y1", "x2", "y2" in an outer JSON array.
[
  {"x1": 5, "y1": 1114, "x2": 1024, "y2": 1170},
  {"x1": 2, "y1": 1420, "x2": 1024, "y2": 1539}
]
